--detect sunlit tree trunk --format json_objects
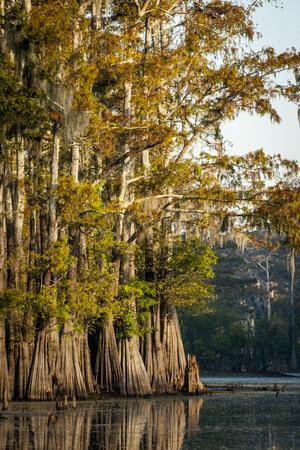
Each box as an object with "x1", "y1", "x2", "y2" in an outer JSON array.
[
  {"x1": 91, "y1": 0, "x2": 102, "y2": 31},
  {"x1": 57, "y1": 141, "x2": 94, "y2": 398},
  {"x1": 117, "y1": 80, "x2": 152, "y2": 396},
  {"x1": 265, "y1": 255, "x2": 271, "y2": 321},
  {"x1": 27, "y1": 129, "x2": 60, "y2": 400},
  {"x1": 4, "y1": 136, "x2": 31, "y2": 400},
  {"x1": 23, "y1": 0, "x2": 31, "y2": 14},
  {"x1": 162, "y1": 303, "x2": 186, "y2": 389},
  {"x1": 95, "y1": 315, "x2": 125, "y2": 394},
  {"x1": 147, "y1": 304, "x2": 169, "y2": 393},
  {"x1": 5, "y1": 174, "x2": 15, "y2": 398},
  {"x1": 77, "y1": 230, "x2": 96, "y2": 394},
  {"x1": 288, "y1": 249, "x2": 297, "y2": 370},
  {"x1": 140, "y1": 230, "x2": 169, "y2": 393},
  {"x1": 13, "y1": 137, "x2": 31, "y2": 400},
  {"x1": 0, "y1": 158, "x2": 8, "y2": 401}
]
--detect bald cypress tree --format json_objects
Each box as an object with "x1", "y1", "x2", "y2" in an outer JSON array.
[{"x1": 0, "y1": 0, "x2": 299, "y2": 399}]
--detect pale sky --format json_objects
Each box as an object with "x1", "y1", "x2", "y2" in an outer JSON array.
[{"x1": 222, "y1": 0, "x2": 300, "y2": 162}]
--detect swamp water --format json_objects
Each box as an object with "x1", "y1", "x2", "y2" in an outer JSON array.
[{"x1": 1, "y1": 377, "x2": 300, "y2": 450}]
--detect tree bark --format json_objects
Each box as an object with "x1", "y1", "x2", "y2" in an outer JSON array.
[
  {"x1": 27, "y1": 130, "x2": 60, "y2": 400},
  {"x1": 117, "y1": 80, "x2": 152, "y2": 396},
  {"x1": 56, "y1": 320, "x2": 87, "y2": 399},
  {"x1": 184, "y1": 354, "x2": 204, "y2": 394},
  {"x1": 56, "y1": 141, "x2": 94, "y2": 398},
  {"x1": 91, "y1": 0, "x2": 103, "y2": 31},
  {"x1": 95, "y1": 315, "x2": 125, "y2": 394},
  {"x1": 288, "y1": 249, "x2": 297, "y2": 370},
  {"x1": 0, "y1": 158, "x2": 8, "y2": 401},
  {"x1": 13, "y1": 137, "x2": 31, "y2": 400},
  {"x1": 162, "y1": 303, "x2": 186, "y2": 390},
  {"x1": 0, "y1": 319, "x2": 8, "y2": 402}
]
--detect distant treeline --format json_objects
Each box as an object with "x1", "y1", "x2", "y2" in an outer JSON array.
[{"x1": 182, "y1": 239, "x2": 300, "y2": 372}]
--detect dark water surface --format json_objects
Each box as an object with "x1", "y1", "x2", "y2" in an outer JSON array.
[
  {"x1": 1, "y1": 379, "x2": 300, "y2": 449},
  {"x1": 202, "y1": 373, "x2": 300, "y2": 386}
]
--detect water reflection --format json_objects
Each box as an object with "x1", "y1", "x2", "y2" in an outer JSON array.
[
  {"x1": 89, "y1": 399, "x2": 191, "y2": 450},
  {"x1": 0, "y1": 394, "x2": 300, "y2": 450},
  {"x1": 0, "y1": 407, "x2": 93, "y2": 450}
]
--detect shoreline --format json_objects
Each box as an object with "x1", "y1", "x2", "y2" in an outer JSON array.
[
  {"x1": 2, "y1": 373, "x2": 300, "y2": 409},
  {"x1": 1, "y1": 384, "x2": 300, "y2": 410}
]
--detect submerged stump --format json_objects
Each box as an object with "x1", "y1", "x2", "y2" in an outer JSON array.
[{"x1": 184, "y1": 354, "x2": 205, "y2": 395}]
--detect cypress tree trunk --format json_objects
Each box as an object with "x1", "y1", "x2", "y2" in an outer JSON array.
[
  {"x1": 27, "y1": 129, "x2": 60, "y2": 400},
  {"x1": 24, "y1": 0, "x2": 31, "y2": 14},
  {"x1": 95, "y1": 225, "x2": 125, "y2": 394},
  {"x1": 4, "y1": 136, "x2": 30, "y2": 400},
  {"x1": 26, "y1": 326, "x2": 52, "y2": 400},
  {"x1": 78, "y1": 332, "x2": 95, "y2": 394},
  {"x1": 56, "y1": 140, "x2": 84, "y2": 397},
  {"x1": 5, "y1": 148, "x2": 16, "y2": 398},
  {"x1": 119, "y1": 334, "x2": 152, "y2": 396},
  {"x1": 143, "y1": 314, "x2": 153, "y2": 387},
  {"x1": 14, "y1": 330, "x2": 31, "y2": 400},
  {"x1": 162, "y1": 303, "x2": 186, "y2": 390},
  {"x1": 0, "y1": 319, "x2": 8, "y2": 402},
  {"x1": 289, "y1": 249, "x2": 297, "y2": 370},
  {"x1": 117, "y1": 81, "x2": 151, "y2": 395},
  {"x1": 13, "y1": 137, "x2": 31, "y2": 400},
  {"x1": 57, "y1": 141, "x2": 94, "y2": 398},
  {"x1": 140, "y1": 229, "x2": 169, "y2": 393},
  {"x1": 77, "y1": 232, "x2": 96, "y2": 394},
  {"x1": 118, "y1": 215, "x2": 151, "y2": 396},
  {"x1": 56, "y1": 320, "x2": 87, "y2": 398},
  {"x1": 91, "y1": 0, "x2": 102, "y2": 31},
  {"x1": 95, "y1": 315, "x2": 125, "y2": 394},
  {"x1": 145, "y1": 302, "x2": 186, "y2": 394},
  {"x1": 148, "y1": 305, "x2": 169, "y2": 393},
  {"x1": 0, "y1": 172, "x2": 8, "y2": 398},
  {"x1": 144, "y1": 213, "x2": 186, "y2": 393},
  {"x1": 0, "y1": 159, "x2": 8, "y2": 401},
  {"x1": 14, "y1": 137, "x2": 25, "y2": 288}
]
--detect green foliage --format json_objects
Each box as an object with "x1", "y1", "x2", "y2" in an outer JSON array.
[
  {"x1": 0, "y1": 286, "x2": 57, "y2": 322},
  {"x1": 56, "y1": 177, "x2": 106, "y2": 228},
  {"x1": 181, "y1": 241, "x2": 298, "y2": 371},
  {"x1": 116, "y1": 280, "x2": 157, "y2": 339},
  {"x1": 3, "y1": 1, "x2": 26, "y2": 26},
  {"x1": 256, "y1": 185, "x2": 300, "y2": 249},
  {"x1": 0, "y1": 289, "x2": 28, "y2": 315},
  {"x1": 255, "y1": 316, "x2": 289, "y2": 355},
  {"x1": 0, "y1": 53, "x2": 48, "y2": 136},
  {"x1": 28, "y1": 240, "x2": 74, "y2": 278},
  {"x1": 0, "y1": 0, "x2": 299, "y2": 355},
  {"x1": 181, "y1": 303, "x2": 291, "y2": 371},
  {"x1": 161, "y1": 239, "x2": 217, "y2": 308}
]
